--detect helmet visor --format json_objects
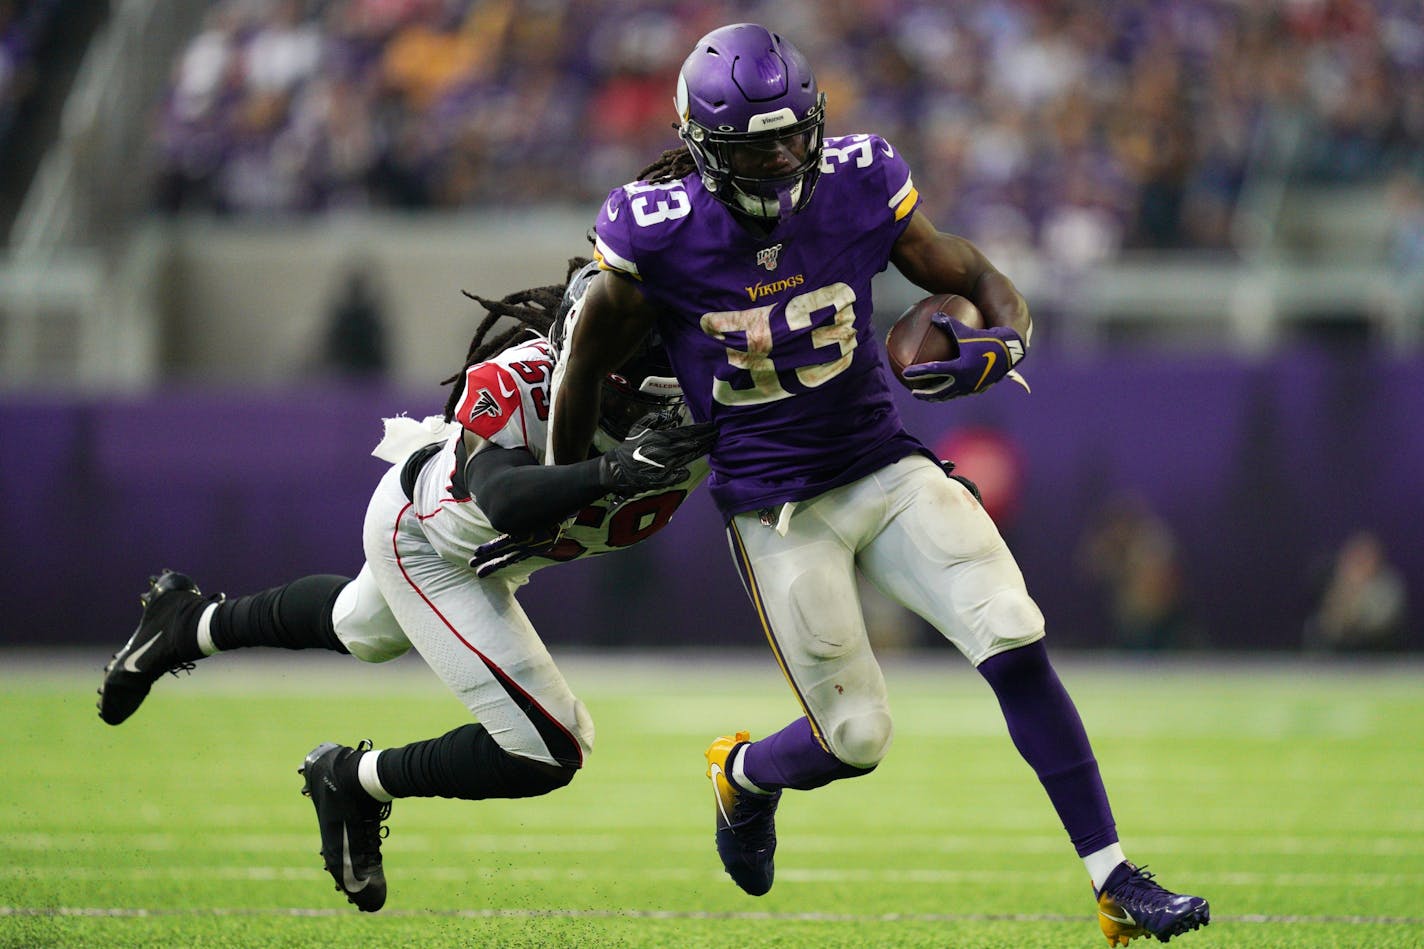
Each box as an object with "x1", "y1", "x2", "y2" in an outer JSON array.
[
  {"x1": 726, "y1": 127, "x2": 815, "y2": 180},
  {"x1": 688, "y1": 93, "x2": 827, "y2": 216}
]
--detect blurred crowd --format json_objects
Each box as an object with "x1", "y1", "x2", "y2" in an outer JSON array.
[{"x1": 151, "y1": 0, "x2": 1424, "y2": 260}]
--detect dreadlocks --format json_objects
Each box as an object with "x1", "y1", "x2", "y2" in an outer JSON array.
[
  {"x1": 636, "y1": 146, "x2": 697, "y2": 184},
  {"x1": 441, "y1": 257, "x2": 592, "y2": 422},
  {"x1": 438, "y1": 144, "x2": 695, "y2": 423}
]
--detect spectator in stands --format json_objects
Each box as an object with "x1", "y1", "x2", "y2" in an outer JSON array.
[
  {"x1": 1077, "y1": 493, "x2": 1196, "y2": 651},
  {"x1": 146, "y1": 0, "x2": 1424, "y2": 267},
  {"x1": 1304, "y1": 530, "x2": 1409, "y2": 653},
  {"x1": 320, "y1": 259, "x2": 390, "y2": 379}
]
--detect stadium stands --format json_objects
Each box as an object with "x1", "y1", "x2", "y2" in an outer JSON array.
[
  {"x1": 146, "y1": 0, "x2": 1424, "y2": 260},
  {"x1": 1, "y1": 1, "x2": 1418, "y2": 653}
]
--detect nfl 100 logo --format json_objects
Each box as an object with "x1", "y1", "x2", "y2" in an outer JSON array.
[{"x1": 756, "y1": 244, "x2": 782, "y2": 271}]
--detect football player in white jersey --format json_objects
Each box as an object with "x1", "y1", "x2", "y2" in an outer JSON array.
[{"x1": 97, "y1": 259, "x2": 713, "y2": 912}]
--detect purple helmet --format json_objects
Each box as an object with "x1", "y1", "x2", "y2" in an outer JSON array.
[{"x1": 674, "y1": 24, "x2": 827, "y2": 219}]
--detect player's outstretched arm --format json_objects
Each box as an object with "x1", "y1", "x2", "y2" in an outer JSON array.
[
  {"x1": 466, "y1": 444, "x2": 606, "y2": 536},
  {"x1": 549, "y1": 271, "x2": 661, "y2": 464},
  {"x1": 465, "y1": 420, "x2": 712, "y2": 577},
  {"x1": 889, "y1": 211, "x2": 1032, "y2": 343},
  {"x1": 471, "y1": 418, "x2": 713, "y2": 535}
]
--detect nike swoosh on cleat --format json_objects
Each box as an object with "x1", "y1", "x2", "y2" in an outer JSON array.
[
  {"x1": 342, "y1": 828, "x2": 369, "y2": 893},
  {"x1": 631, "y1": 446, "x2": 665, "y2": 468},
  {"x1": 121, "y1": 635, "x2": 160, "y2": 674},
  {"x1": 1100, "y1": 907, "x2": 1136, "y2": 926},
  {"x1": 708, "y1": 763, "x2": 733, "y2": 828}
]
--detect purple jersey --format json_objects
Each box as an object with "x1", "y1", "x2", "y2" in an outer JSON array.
[{"x1": 593, "y1": 133, "x2": 936, "y2": 516}]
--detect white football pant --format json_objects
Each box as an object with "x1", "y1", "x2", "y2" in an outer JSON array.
[
  {"x1": 727, "y1": 454, "x2": 1045, "y2": 768},
  {"x1": 328, "y1": 464, "x2": 594, "y2": 768}
]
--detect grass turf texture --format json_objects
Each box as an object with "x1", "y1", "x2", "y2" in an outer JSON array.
[{"x1": 3, "y1": 650, "x2": 1421, "y2": 948}]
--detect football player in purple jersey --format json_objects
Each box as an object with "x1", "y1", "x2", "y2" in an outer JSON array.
[
  {"x1": 96, "y1": 261, "x2": 713, "y2": 913},
  {"x1": 549, "y1": 23, "x2": 1208, "y2": 947}
]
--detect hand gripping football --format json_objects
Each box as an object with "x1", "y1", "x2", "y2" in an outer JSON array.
[{"x1": 884, "y1": 294, "x2": 984, "y2": 390}]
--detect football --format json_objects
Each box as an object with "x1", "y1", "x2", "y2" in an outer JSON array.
[{"x1": 885, "y1": 294, "x2": 985, "y2": 390}]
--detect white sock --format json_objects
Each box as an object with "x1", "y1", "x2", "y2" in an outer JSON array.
[
  {"x1": 1085, "y1": 843, "x2": 1128, "y2": 892},
  {"x1": 729, "y1": 744, "x2": 773, "y2": 796},
  {"x1": 195, "y1": 602, "x2": 222, "y2": 657},
  {"x1": 357, "y1": 749, "x2": 394, "y2": 803}
]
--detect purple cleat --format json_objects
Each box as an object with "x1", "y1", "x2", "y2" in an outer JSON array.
[{"x1": 1096, "y1": 861, "x2": 1210, "y2": 945}]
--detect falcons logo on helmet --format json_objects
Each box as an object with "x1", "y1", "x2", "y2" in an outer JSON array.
[{"x1": 467, "y1": 388, "x2": 502, "y2": 422}]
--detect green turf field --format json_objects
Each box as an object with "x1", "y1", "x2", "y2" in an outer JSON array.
[{"x1": 3, "y1": 650, "x2": 1421, "y2": 948}]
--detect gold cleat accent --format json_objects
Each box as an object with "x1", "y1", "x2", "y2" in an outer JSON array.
[
  {"x1": 705, "y1": 730, "x2": 751, "y2": 824},
  {"x1": 1098, "y1": 891, "x2": 1147, "y2": 946}
]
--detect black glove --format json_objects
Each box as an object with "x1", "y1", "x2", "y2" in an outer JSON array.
[
  {"x1": 469, "y1": 525, "x2": 562, "y2": 578},
  {"x1": 599, "y1": 414, "x2": 715, "y2": 497}
]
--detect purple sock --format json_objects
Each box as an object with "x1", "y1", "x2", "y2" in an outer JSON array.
[
  {"x1": 740, "y1": 717, "x2": 873, "y2": 791},
  {"x1": 977, "y1": 641, "x2": 1119, "y2": 857}
]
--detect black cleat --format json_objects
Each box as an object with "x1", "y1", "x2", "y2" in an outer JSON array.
[
  {"x1": 706, "y1": 731, "x2": 781, "y2": 896},
  {"x1": 300, "y1": 741, "x2": 391, "y2": 912},
  {"x1": 98, "y1": 570, "x2": 214, "y2": 725}
]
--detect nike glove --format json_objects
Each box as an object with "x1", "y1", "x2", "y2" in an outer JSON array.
[
  {"x1": 901, "y1": 316, "x2": 1027, "y2": 402},
  {"x1": 469, "y1": 525, "x2": 562, "y2": 578},
  {"x1": 599, "y1": 415, "x2": 715, "y2": 498}
]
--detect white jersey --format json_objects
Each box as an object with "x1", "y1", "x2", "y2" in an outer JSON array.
[
  {"x1": 412, "y1": 337, "x2": 708, "y2": 579},
  {"x1": 335, "y1": 335, "x2": 707, "y2": 768}
]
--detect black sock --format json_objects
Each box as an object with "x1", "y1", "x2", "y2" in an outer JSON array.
[
  {"x1": 376, "y1": 723, "x2": 577, "y2": 800},
  {"x1": 209, "y1": 575, "x2": 351, "y2": 654}
]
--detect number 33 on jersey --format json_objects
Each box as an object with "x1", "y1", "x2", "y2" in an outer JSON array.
[
  {"x1": 595, "y1": 133, "x2": 917, "y2": 410},
  {"x1": 592, "y1": 133, "x2": 927, "y2": 514}
]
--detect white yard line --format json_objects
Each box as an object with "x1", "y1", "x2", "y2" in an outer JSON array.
[
  {"x1": 1, "y1": 865, "x2": 1421, "y2": 889},
  {"x1": 1, "y1": 905, "x2": 1421, "y2": 926}
]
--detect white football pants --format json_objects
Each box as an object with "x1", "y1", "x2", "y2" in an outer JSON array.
[
  {"x1": 728, "y1": 454, "x2": 1045, "y2": 769},
  {"x1": 328, "y1": 464, "x2": 594, "y2": 768}
]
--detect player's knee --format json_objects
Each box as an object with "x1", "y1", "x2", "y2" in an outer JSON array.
[
  {"x1": 571, "y1": 698, "x2": 596, "y2": 760},
  {"x1": 828, "y1": 709, "x2": 894, "y2": 769},
  {"x1": 984, "y1": 588, "x2": 1045, "y2": 647},
  {"x1": 344, "y1": 636, "x2": 413, "y2": 663},
  {"x1": 331, "y1": 577, "x2": 412, "y2": 662},
  {"x1": 506, "y1": 754, "x2": 579, "y2": 796}
]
